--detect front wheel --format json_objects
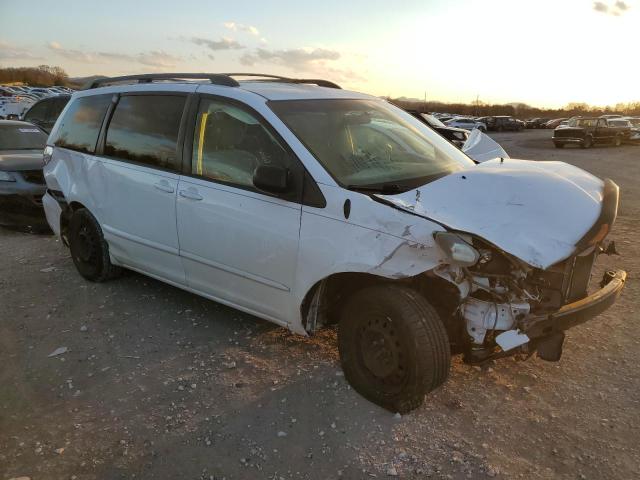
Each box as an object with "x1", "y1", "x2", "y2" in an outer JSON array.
[
  {"x1": 554, "y1": 142, "x2": 564, "y2": 148},
  {"x1": 338, "y1": 285, "x2": 450, "y2": 413},
  {"x1": 69, "y1": 208, "x2": 121, "y2": 282}
]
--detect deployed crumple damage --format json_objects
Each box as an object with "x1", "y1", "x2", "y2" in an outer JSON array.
[
  {"x1": 375, "y1": 159, "x2": 604, "y2": 269},
  {"x1": 461, "y1": 129, "x2": 509, "y2": 163}
]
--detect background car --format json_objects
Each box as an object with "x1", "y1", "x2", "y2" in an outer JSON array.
[
  {"x1": 445, "y1": 117, "x2": 487, "y2": 132},
  {"x1": 545, "y1": 118, "x2": 568, "y2": 129},
  {"x1": 405, "y1": 110, "x2": 469, "y2": 146},
  {"x1": 480, "y1": 116, "x2": 523, "y2": 132},
  {"x1": 0, "y1": 120, "x2": 49, "y2": 231},
  {"x1": 22, "y1": 94, "x2": 71, "y2": 133}
]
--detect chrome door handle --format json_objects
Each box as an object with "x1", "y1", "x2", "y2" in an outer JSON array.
[
  {"x1": 179, "y1": 189, "x2": 203, "y2": 201},
  {"x1": 154, "y1": 181, "x2": 174, "y2": 193}
]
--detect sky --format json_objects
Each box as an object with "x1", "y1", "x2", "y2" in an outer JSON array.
[{"x1": 1, "y1": 0, "x2": 638, "y2": 108}]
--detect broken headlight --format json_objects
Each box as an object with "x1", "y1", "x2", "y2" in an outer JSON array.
[{"x1": 434, "y1": 232, "x2": 480, "y2": 267}]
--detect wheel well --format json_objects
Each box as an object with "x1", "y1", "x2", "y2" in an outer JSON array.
[
  {"x1": 300, "y1": 272, "x2": 390, "y2": 332},
  {"x1": 60, "y1": 201, "x2": 87, "y2": 245},
  {"x1": 300, "y1": 271, "x2": 462, "y2": 344}
]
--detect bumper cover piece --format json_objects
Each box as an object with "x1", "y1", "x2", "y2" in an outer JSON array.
[{"x1": 522, "y1": 269, "x2": 626, "y2": 339}]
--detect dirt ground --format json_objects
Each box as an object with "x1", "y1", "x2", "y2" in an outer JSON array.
[{"x1": 1, "y1": 129, "x2": 639, "y2": 480}]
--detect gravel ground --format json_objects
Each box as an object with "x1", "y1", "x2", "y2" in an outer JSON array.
[{"x1": 1, "y1": 129, "x2": 638, "y2": 480}]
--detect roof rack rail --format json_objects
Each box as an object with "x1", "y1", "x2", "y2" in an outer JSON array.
[
  {"x1": 83, "y1": 73, "x2": 240, "y2": 90},
  {"x1": 224, "y1": 73, "x2": 341, "y2": 89},
  {"x1": 82, "y1": 72, "x2": 341, "y2": 90}
]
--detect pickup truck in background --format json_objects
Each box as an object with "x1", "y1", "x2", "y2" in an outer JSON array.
[{"x1": 552, "y1": 117, "x2": 631, "y2": 148}]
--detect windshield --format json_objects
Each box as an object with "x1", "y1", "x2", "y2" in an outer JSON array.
[
  {"x1": 269, "y1": 99, "x2": 473, "y2": 190},
  {"x1": 0, "y1": 124, "x2": 47, "y2": 150}
]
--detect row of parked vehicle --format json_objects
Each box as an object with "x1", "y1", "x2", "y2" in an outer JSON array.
[
  {"x1": 0, "y1": 73, "x2": 626, "y2": 414},
  {"x1": 431, "y1": 113, "x2": 527, "y2": 132},
  {"x1": 0, "y1": 84, "x2": 74, "y2": 127}
]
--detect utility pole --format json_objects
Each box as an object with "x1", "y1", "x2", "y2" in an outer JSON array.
[{"x1": 475, "y1": 94, "x2": 479, "y2": 116}]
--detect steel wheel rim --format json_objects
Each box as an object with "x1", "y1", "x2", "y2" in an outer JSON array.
[{"x1": 357, "y1": 314, "x2": 408, "y2": 387}]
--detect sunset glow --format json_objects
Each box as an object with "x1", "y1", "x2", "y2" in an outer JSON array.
[{"x1": 1, "y1": 0, "x2": 637, "y2": 107}]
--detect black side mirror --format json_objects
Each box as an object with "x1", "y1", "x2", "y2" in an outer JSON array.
[{"x1": 253, "y1": 165, "x2": 290, "y2": 194}]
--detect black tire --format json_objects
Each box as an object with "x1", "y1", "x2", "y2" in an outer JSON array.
[
  {"x1": 582, "y1": 136, "x2": 593, "y2": 149},
  {"x1": 68, "y1": 208, "x2": 121, "y2": 282},
  {"x1": 554, "y1": 142, "x2": 564, "y2": 148},
  {"x1": 338, "y1": 285, "x2": 450, "y2": 413},
  {"x1": 613, "y1": 135, "x2": 622, "y2": 147}
]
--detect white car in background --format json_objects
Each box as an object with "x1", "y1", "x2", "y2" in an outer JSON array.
[
  {"x1": 445, "y1": 117, "x2": 487, "y2": 132},
  {"x1": 42, "y1": 73, "x2": 626, "y2": 413}
]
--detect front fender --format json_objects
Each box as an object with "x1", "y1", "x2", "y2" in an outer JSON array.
[{"x1": 288, "y1": 184, "x2": 447, "y2": 334}]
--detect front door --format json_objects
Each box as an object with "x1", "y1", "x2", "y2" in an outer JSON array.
[
  {"x1": 177, "y1": 96, "x2": 302, "y2": 322},
  {"x1": 595, "y1": 119, "x2": 610, "y2": 143}
]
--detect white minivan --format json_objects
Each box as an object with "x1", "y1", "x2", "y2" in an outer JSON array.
[{"x1": 42, "y1": 73, "x2": 625, "y2": 413}]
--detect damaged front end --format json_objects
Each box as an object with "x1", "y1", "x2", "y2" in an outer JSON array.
[
  {"x1": 434, "y1": 181, "x2": 625, "y2": 363},
  {"x1": 435, "y1": 233, "x2": 625, "y2": 364},
  {"x1": 374, "y1": 159, "x2": 627, "y2": 364}
]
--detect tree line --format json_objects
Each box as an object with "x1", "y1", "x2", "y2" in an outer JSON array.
[
  {"x1": 2, "y1": 65, "x2": 638, "y2": 117},
  {"x1": 390, "y1": 98, "x2": 640, "y2": 119},
  {"x1": 0, "y1": 65, "x2": 70, "y2": 87}
]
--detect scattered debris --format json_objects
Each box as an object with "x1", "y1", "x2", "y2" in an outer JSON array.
[
  {"x1": 48, "y1": 346, "x2": 68, "y2": 357},
  {"x1": 39, "y1": 267, "x2": 56, "y2": 273}
]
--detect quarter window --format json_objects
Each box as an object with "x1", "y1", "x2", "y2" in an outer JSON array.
[
  {"x1": 105, "y1": 95, "x2": 185, "y2": 170},
  {"x1": 51, "y1": 94, "x2": 112, "y2": 153},
  {"x1": 192, "y1": 98, "x2": 292, "y2": 188}
]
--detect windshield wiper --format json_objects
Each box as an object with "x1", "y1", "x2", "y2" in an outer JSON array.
[{"x1": 346, "y1": 183, "x2": 405, "y2": 194}]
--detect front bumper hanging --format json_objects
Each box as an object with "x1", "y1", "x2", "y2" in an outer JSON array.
[{"x1": 521, "y1": 269, "x2": 626, "y2": 339}]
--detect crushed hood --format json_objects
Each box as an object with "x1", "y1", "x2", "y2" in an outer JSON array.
[
  {"x1": 462, "y1": 129, "x2": 509, "y2": 163},
  {"x1": 0, "y1": 150, "x2": 44, "y2": 171},
  {"x1": 376, "y1": 159, "x2": 605, "y2": 269}
]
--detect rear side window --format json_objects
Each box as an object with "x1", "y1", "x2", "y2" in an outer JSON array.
[
  {"x1": 105, "y1": 95, "x2": 185, "y2": 171},
  {"x1": 24, "y1": 100, "x2": 50, "y2": 123},
  {"x1": 51, "y1": 94, "x2": 111, "y2": 153}
]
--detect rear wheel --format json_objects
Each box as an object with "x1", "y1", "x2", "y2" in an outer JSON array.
[
  {"x1": 69, "y1": 208, "x2": 121, "y2": 282},
  {"x1": 554, "y1": 142, "x2": 564, "y2": 148},
  {"x1": 338, "y1": 285, "x2": 450, "y2": 413}
]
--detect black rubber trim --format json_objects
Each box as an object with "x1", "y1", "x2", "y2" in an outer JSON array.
[
  {"x1": 574, "y1": 178, "x2": 619, "y2": 251},
  {"x1": 522, "y1": 269, "x2": 626, "y2": 339}
]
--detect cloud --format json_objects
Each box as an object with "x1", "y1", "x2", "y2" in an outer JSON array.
[
  {"x1": 224, "y1": 22, "x2": 260, "y2": 36},
  {"x1": 0, "y1": 40, "x2": 43, "y2": 60},
  {"x1": 240, "y1": 47, "x2": 341, "y2": 69},
  {"x1": 593, "y1": 1, "x2": 609, "y2": 13},
  {"x1": 615, "y1": 1, "x2": 629, "y2": 11},
  {"x1": 48, "y1": 41, "x2": 99, "y2": 63},
  {"x1": 238, "y1": 46, "x2": 366, "y2": 84},
  {"x1": 138, "y1": 50, "x2": 181, "y2": 68},
  {"x1": 593, "y1": 1, "x2": 631, "y2": 15},
  {"x1": 47, "y1": 42, "x2": 182, "y2": 70},
  {"x1": 189, "y1": 36, "x2": 244, "y2": 51}
]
